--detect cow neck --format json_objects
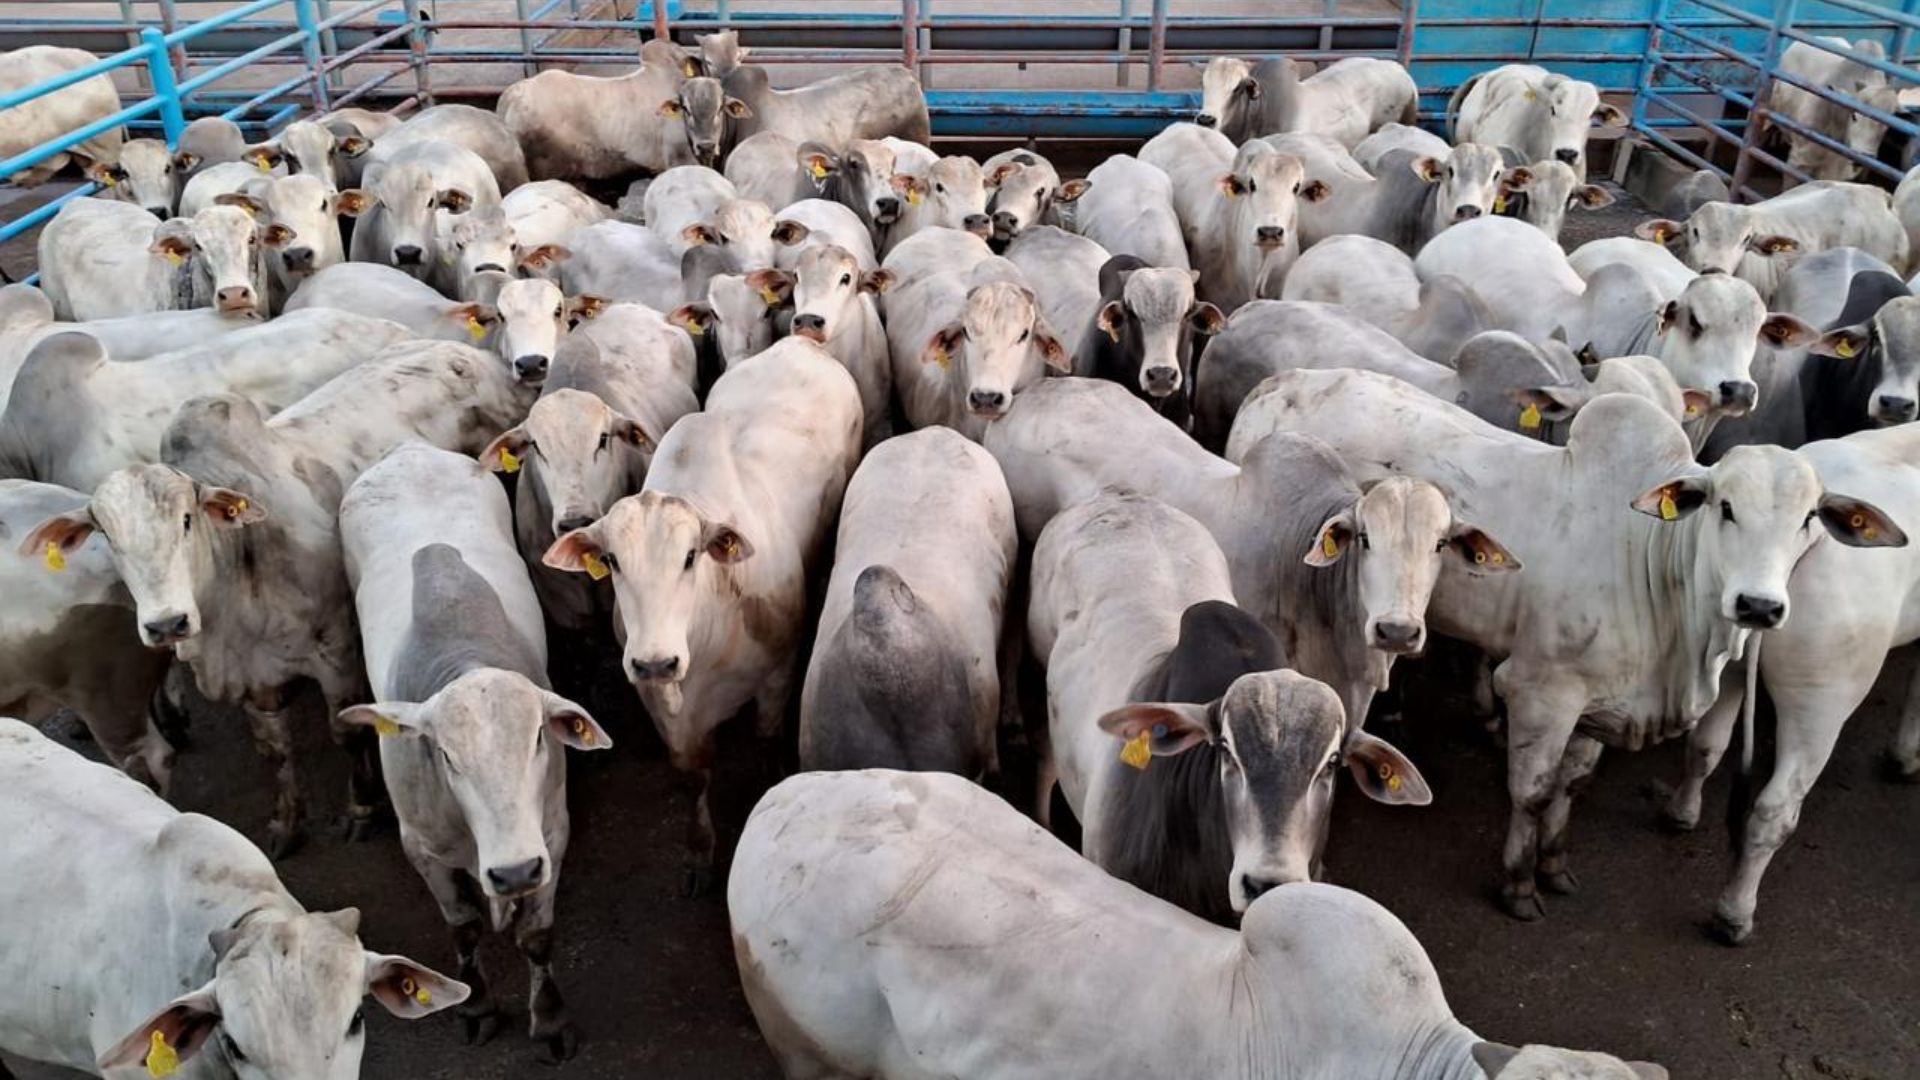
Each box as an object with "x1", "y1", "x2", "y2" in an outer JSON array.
[{"x1": 1641, "y1": 508, "x2": 1747, "y2": 721}]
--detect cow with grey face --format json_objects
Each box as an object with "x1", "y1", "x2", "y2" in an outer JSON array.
[
  {"x1": 1141, "y1": 125, "x2": 1324, "y2": 309},
  {"x1": 38, "y1": 199, "x2": 268, "y2": 321},
  {"x1": 725, "y1": 133, "x2": 902, "y2": 236},
  {"x1": 219, "y1": 174, "x2": 371, "y2": 302},
  {"x1": 0, "y1": 722, "x2": 467, "y2": 1080},
  {"x1": 76, "y1": 137, "x2": 181, "y2": 218},
  {"x1": 1078, "y1": 256, "x2": 1224, "y2": 429},
  {"x1": 268, "y1": 118, "x2": 353, "y2": 192},
  {"x1": 981, "y1": 150, "x2": 1090, "y2": 249},
  {"x1": 349, "y1": 142, "x2": 498, "y2": 278},
  {"x1": 659, "y1": 76, "x2": 751, "y2": 169},
  {"x1": 720, "y1": 62, "x2": 931, "y2": 150},
  {"x1": 1027, "y1": 490, "x2": 1429, "y2": 919},
  {"x1": 1636, "y1": 181, "x2": 1909, "y2": 301},
  {"x1": 443, "y1": 204, "x2": 520, "y2": 295},
  {"x1": 671, "y1": 270, "x2": 786, "y2": 374},
  {"x1": 339, "y1": 444, "x2": 608, "y2": 1060},
  {"x1": 679, "y1": 199, "x2": 810, "y2": 277},
  {"x1": 1492, "y1": 158, "x2": 1613, "y2": 242},
  {"x1": 1801, "y1": 277, "x2": 1920, "y2": 435},
  {"x1": 1447, "y1": 64, "x2": 1627, "y2": 178},
  {"x1": 1352, "y1": 145, "x2": 1508, "y2": 255},
  {"x1": 882, "y1": 153, "x2": 995, "y2": 255}
]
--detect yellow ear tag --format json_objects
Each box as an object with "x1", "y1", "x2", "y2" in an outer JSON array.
[
  {"x1": 1685, "y1": 402, "x2": 1702, "y2": 418},
  {"x1": 226, "y1": 498, "x2": 247, "y2": 520},
  {"x1": 373, "y1": 714, "x2": 401, "y2": 737},
  {"x1": 1524, "y1": 89, "x2": 1538, "y2": 101},
  {"x1": 164, "y1": 249, "x2": 185, "y2": 267},
  {"x1": 759, "y1": 287, "x2": 782, "y2": 306},
  {"x1": 146, "y1": 1030, "x2": 179, "y2": 1078},
  {"x1": 466, "y1": 317, "x2": 487, "y2": 343},
  {"x1": 1105, "y1": 324, "x2": 1121, "y2": 344},
  {"x1": 572, "y1": 716, "x2": 595, "y2": 745},
  {"x1": 1659, "y1": 493, "x2": 1678, "y2": 521},
  {"x1": 685, "y1": 319, "x2": 706, "y2": 337},
  {"x1": 906, "y1": 187, "x2": 922, "y2": 205},
  {"x1": 1489, "y1": 550, "x2": 1505, "y2": 566},
  {"x1": 808, "y1": 161, "x2": 829, "y2": 181},
  {"x1": 1835, "y1": 339, "x2": 1857, "y2": 359},
  {"x1": 1321, "y1": 531, "x2": 1339, "y2": 560},
  {"x1": 498, "y1": 446, "x2": 521, "y2": 474},
  {"x1": 399, "y1": 976, "x2": 430, "y2": 1005},
  {"x1": 1474, "y1": 549, "x2": 1488, "y2": 565},
  {"x1": 932, "y1": 346, "x2": 951, "y2": 370},
  {"x1": 102, "y1": 173, "x2": 118, "y2": 188},
  {"x1": 43, "y1": 541, "x2": 65, "y2": 573},
  {"x1": 254, "y1": 156, "x2": 273, "y2": 173},
  {"x1": 1120, "y1": 731, "x2": 1151, "y2": 771},
  {"x1": 1518, "y1": 402, "x2": 1542, "y2": 431},
  {"x1": 1494, "y1": 193, "x2": 1508, "y2": 214},
  {"x1": 582, "y1": 552, "x2": 610, "y2": 581}
]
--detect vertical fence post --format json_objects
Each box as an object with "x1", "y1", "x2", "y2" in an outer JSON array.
[
  {"x1": 1117, "y1": 0, "x2": 1133, "y2": 88},
  {"x1": 402, "y1": 0, "x2": 434, "y2": 108},
  {"x1": 903, "y1": 0, "x2": 920, "y2": 72},
  {"x1": 1728, "y1": 0, "x2": 1798, "y2": 200},
  {"x1": 515, "y1": 0, "x2": 537, "y2": 75},
  {"x1": 1146, "y1": 0, "x2": 1167, "y2": 92},
  {"x1": 158, "y1": 0, "x2": 189, "y2": 77},
  {"x1": 653, "y1": 0, "x2": 670, "y2": 42},
  {"x1": 294, "y1": 0, "x2": 332, "y2": 112},
  {"x1": 141, "y1": 26, "x2": 187, "y2": 145},
  {"x1": 1398, "y1": 0, "x2": 1420, "y2": 67},
  {"x1": 1631, "y1": 0, "x2": 1669, "y2": 132},
  {"x1": 1896, "y1": 0, "x2": 1919, "y2": 65}
]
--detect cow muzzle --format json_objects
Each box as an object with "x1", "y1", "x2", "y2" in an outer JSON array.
[
  {"x1": 281, "y1": 247, "x2": 316, "y2": 273},
  {"x1": 962, "y1": 214, "x2": 993, "y2": 238},
  {"x1": 967, "y1": 388, "x2": 1010, "y2": 418},
  {"x1": 1231, "y1": 860, "x2": 1312, "y2": 913},
  {"x1": 990, "y1": 211, "x2": 1021, "y2": 241},
  {"x1": 141, "y1": 611, "x2": 196, "y2": 648},
  {"x1": 483, "y1": 856, "x2": 547, "y2": 899},
  {"x1": 1453, "y1": 204, "x2": 1483, "y2": 221},
  {"x1": 1368, "y1": 615, "x2": 1426, "y2": 655},
  {"x1": 215, "y1": 286, "x2": 255, "y2": 314},
  {"x1": 1717, "y1": 379, "x2": 1759, "y2": 415},
  {"x1": 392, "y1": 244, "x2": 425, "y2": 267},
  {"x1": 693, "y1": 141, "x2": 720, "y2": 166},
  {"x1": 1254, "y1": 225, "x2": 1286, "y2": 250},
  {"x1": 513, "y1": 354, "x2": 551, "y2": 384},
  {"x1": 146, "y1": 205, "x2": 171, "y2": 220},
  {"x1": 1195, "y1": 113, "x2": 1218, "y2": 128},
  {"x1": 630, "y1": 654, "x2": 683, "y2": 682},
  {"x1": 1732, "y1": 592, "x2": 1787, "y2": 629},
  {"x1": 1873, "y1": 393, "x2": 1918, "y2": 425},
  {"x1": 1555, "y1": 148, "x2": 1582, "y2": 166},
  {"x1": 1141, "y1": 364, "x2": 1182, "y2": 398},
  {"x1": 873, "y1": 196, "x2": 902, "y2": 224}
]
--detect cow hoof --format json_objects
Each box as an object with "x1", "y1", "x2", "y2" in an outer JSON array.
[
  {"x1": 681, "y1": 863, "x2": 714, "y2": 898},
  {"x1": 1499, "y1": 886, "x2": 1545, "y2": 922},
  {"x1": 1707, "y1": 911, "x2": 1753, "y2": 947},
  {"x1": 463, "y1": 1009, "x2": 504, "y2": 1047},
  {"x1": 1540, "y1": 867, "x2": 1580, "y2": 896},
  {"x1": 265, "y1": 826, "x2": 304, "y2": 862},
  {"x1": 1880, "y1": 751, "x2": 1920, "y2": 785},
  {"x1": 536, "y1": 1022, "x2": 580, "y2": 1065}
]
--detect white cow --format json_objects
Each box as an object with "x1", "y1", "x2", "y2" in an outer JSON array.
[
  {"x1": 1447, "y1": 64, "x2": 1628, "y2": 178},
  {"x1": 980, "y1": 149, "x2": 1089, "y2": 248},
  {"x1": 556, "y1": 219, "x2": 686, "y2": 312},
  {"x1": 1141, "y1": 124, "x2": 1323, "y2": 308},
  {"x1": 38, "y1": 199, "x2": 268, "y2": 321},
  {"x1": 496, "y1": 39, "x2": 700, "y2": 180},
  {"x1": 1769, "y1": 38, "x2": 1903, "y2": 183},
  {"x1": 0, "y1": 46, "x2": 123, "y2": 187},
  {"x1": 498, "y1": 180, "x2": 609, "y2": 264},
  {"x1": 1003, "y1": 225, "x2": 1110, "y2": 360},
  {"x1": 1280, "y1": 234, "x2": 1495, "y2": 362},
  {"x1": 542, "y1": 338, "x2": 861, "y2": 893},
  {"x1": 338, "y1": 443, "x2": 608, "y2": 1060},
  {"x1": 349, "y1": 140, "x2": 501, "y2": 279},
  {"x1": 730, "y1": 770, "x2": 1669, "y2": 1080},
  {"x1": 1568, "y1": 236, "x2": 1696, "y2": 302},
  {"x1": 284, "y1": 261, "x2": 497, "y2": 343},
  {"x1": 1267, "y1": 132, "x2": 1508, "y2": 255},
  {"x1": 215, "y1": 173, "x2": 370, "y2": 301},
  {"x1": 880, "y1": 152, "x2": 994, "y2": 256},
  {"x1": 1227, "y1": 368, "x2": 1901, "y2": 921},
  {"x1": 0, "y1": 720, "x2": 465, "y2": 1078},
  {"x1": 751, "y1": 243, "x2": 892, "y2": 447},
  {"x1": 799, "y1": 429, "x2": 1017, "y2": 777},
  {"x1": 363, "y1": 104, "x2": 529, "y2": 192},
  {"x1": 1071, "y1": 153, "x2": 1190, "y2": 270},
  {"x1": 1197, "y1": 56, "x2": 1419, "y2": 149},
  {"x1": 1635, "y1": 181, "x2": 1909, "y2": 300},
  {"x1": 0, "y1": 312, "x2": 413, "y2": 490}
]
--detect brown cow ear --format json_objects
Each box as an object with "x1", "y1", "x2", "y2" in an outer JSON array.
[
  {"x1": 922, "y1": 323, "x2": 965, "y2": 367},
  {"x1": 1303, "y1": 512, "x2": 1355, "y2": 567},
  {"x1": 365, "y1": 953, "x2": 469, "y2": 1019},
  {"x1": 770, "y1": 218, "x2": 810, "y2": 246},
  {"x1": 242, "y1": 145, "x2": 282, "y2": 172},
  {"x1": 520, "y1": 243, "x2": 573, "y2": 271},
  {"x1": 1759, "y1": 313, "x2": 1815, "y2": 348},
  {"x1": 985, "y1": 162, "x2": 1022, "y2": 188},
  {"x1": 723, "y1": 97, "x2": 753, "y2": 119},
  {"x1": 171, "y1": 150, "x2": 202, "y2": 172},
  {"x1": 1098, "y1": 300, "x2": 1126, "y2": 343},
  {"x1": 1574, "y1": 184, "x2": 1614, "y2": 209},
  {"x1": 658, "y1": 98, "x2": 684, "y2": 117},
  {"x1": 1238, "y1": 77, "x2": 1263, "y2": 101},
  {"x1": 1057, "y1": 178, "x2": 1091, "y2": 202},
  {"x1": 745, "y1": 268, "x2": 794, "y2": 306},
  {"x1": 542, "y1": 527, "x2": 607, "y2": 574},
  {"x1": 1448, "y1": 524, "x2": 1521, "y2": 573},
  {"x1": 1188, "y1": 301, "x2": 1226, "y2": 335},
  {"x1": 1749, "y1": 234, "x2": 1799, "y2": 256},
  {"x1": 702, "y1": 522, "x2": 754, "y2": 563},
  {"x1": 1095, "y1": 701, "x2": 1213, "y2": 758},
  {"x1": 1681, "y1": 388, "x2": 1715, "y2": 420},
  {"x1": 680, "y1": 223, "x2": 718, "y2": 247},
  {"x1": 1217, "y1": 172, "x2": 1248, "y2": 198},
  {"x1": 1298, "y1": 179, "x2": 1330, "y2": 203},
  {"x1": 200, "y1": 486, "x2": 266, "y2": 527},
  {"x1": 859, "y1": 269, "x2": 894, "y2": 295},
  {"x1": 1592, "y1": 102, "x2": 1629, "y2": 127},
  {"x1": 332, "y1": 188, "x2": 375, "y2": 217},
  {"x1": 1808, "y1": 324, "x2": 1868, "y2": 359},
  {"x1": 1817, "y1": 494, "x2": 1908, "y2": 548},
  {"x1": 565, "y1": 293, "x2": 607, "y2": 320},
  {"x1": 1344, "y1": 730, "x2": 1431, "y2": 806},
  {"x1": 480, "y1": 427, "x2": 531, "y2": 473},
  {"x1": 1501, "y1": 166, "x2": 1534, "y2": 191},
  {"x1": 434, "y1": 187, "x2": 473, "y2": 213},
  {"x1": 95, "y1": 984, "x2": 222, "y2": 1073},
  {"x1": 541, "y1": 691, "x2": 612, "y2": 751},
  {"x1": 1411, "y1": 156, "x2": 1445, "y2": 183},
  {"x1": 668, "y1": 303, "x2": 713, "y2": 337},
  {"x1": 214, "y1": 192, "x2": 265, "y2": 218},
  {"x1": 337, "y1": 136, "x2": 372, "y2": 158},
  {"x1": 610, "y1": 413, "x2": 654, "y2": 450},
  {"x1": 1635, "y1": 218, "x2": 1683, "y2": 245},
  {"x1": 1631, "y1": 474, "x2": 1710, "y2": 521}
]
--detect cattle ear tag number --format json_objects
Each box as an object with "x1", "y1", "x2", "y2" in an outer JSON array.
[
  {"x1": 498, "y1": 446, "x2": 522, "y2": 474},
  {"x1": 906, "y1": 187, "x2": 922, "y2": 205},
  {"x1": 401, "y1": 976, "x2": 430, "y2": 1006},
  {"x1": 43, "y1": 542, "x2": 65, "y2": 573},
  {"x1": 1493, "y1": 193, "x2": 1508, "y2": 214},
  {"x1": 808, "y1": 161, "x2": 829, "y2": 181},
  {"x1": 373, "y1": 713, "x2": 401, "y2": 737},
  {"x1": 572, "y1": 716, "x2": 594, "y2": 745},
  {"x1": 582, "y1": 552, "x2": 610, "y2": 581},
  {"x1": 1321, "y1": 531, "x2": 1339, "y2": 559},
  {"x1": 1378, "y1": 761, "x2": 1402, "y2": 792},
  {"x1": 1518, "y1": 402, "x2": 1542, "y2": 431},
  {"x1": 1836, "y1": 339, "x2": 1857, "y2": 359},
  {"x1": 164, "y1": 249, "x2": 185, "y2": 268},
  {"x1": 1120, "y1": 730, "x2": 1152, "y2": 771},
  {"x1": 1659, "y1": 493, "x2": 1679, "y2": 521},
  {"x1": 466, "y1": 317, "x2": 488, "y2": 343},
  {"x1": 145, "y1": 1030, "x2": 179, "y2": 1078},
  {"x1": 759, "y1": 286, "x2": 783, "y2": 306}
]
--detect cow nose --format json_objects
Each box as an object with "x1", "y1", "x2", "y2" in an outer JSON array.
[
  {"x1": 694, "y1": 142, "x2": 719, "y2": 164},
  {"x1": 473, "y1": 261, "x2": 506, "y2": 274},
  {"x1": 1255, "y1": 225, "x2": 1286, "y2": 247},
  {"x1": 1141, "y1": 365, "x2": 1181, "y2": 397},
  {"x1": 1555, "y1": 148, "x2": 1582, "y2": 165},
  {"x1": 392, "y1": 244, "x2": 424, "y2": 266},
  {"x1": 1875, "y1": 394, "x2": 1916, "y2": 420},
  {"x1": 1241, "y1": 876, "x2": 1286, "y2": 903},
  {"x1": 142, "y1": 612, "x2": 193, "y2": 646},
  {"x1": 1371, "y1": 617, "x2": 1425, "y2": 652},
  {"x1": 513, "y1": 354, "x2": 550, "y2": 383},
  {"x1": 1700, "y1": 266, "x2": 1727, "y2": 275},
  {"x1": 962, "y1": 214, "x2": 993, "y2": 237},
  {"x1": 146, "y1": 205, "x2": 170, "y2": 219},
  {"x1": 874, "y1": 196, "x2": 902, "y2": 221},
  {"x1": 1454, "y1": 204, "x2": 1483, "y2": 220},
  {"x1": 484, "y1": 856, "x2": 546, "y2": 897},
  {"x1": 967, "y1": 388, "x2": 1009, "y2": 416},
  {"x1": 282, "y1": 246, "x2": 315, "y2": 269},
  {"x1": 792, "y1": 313, "x2": 827, "y2": 339},
  {"x1": 991, "y1": 211, "x2": 1019, "y2": 236},
  {"x1": 555, "y1": 515, "x2": 594, "y2": 535},
  {"x1": 1718, "y1": 380, "x2": 1758, "y2": 411},
  {"x1": 1734, "y1": 594, "x2": 1786, "y2": 629},
  {"x1": 215, "y1": 286, "x2": 254, "y2": 312},
  {"x1": 631, "y1": 655, "x2": 681, "y2": 681},
  {"x1": 1196, "y1": 113, "x2": 1218, "y2": 128}
]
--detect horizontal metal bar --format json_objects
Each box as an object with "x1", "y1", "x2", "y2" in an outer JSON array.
[
  {"x1": 0, "y1": 181, "x2": 103, "y2": 245},
  {"x1": 176, "y1": 24, "x2": 315, "y2": 94},
  {"x1": 0, "y1": 95, "x2": 165, "y2": 177},
  {"x1": 1795, "y1": 0, "x2": 1920, "y2": 34},
  {"x1": 1774, "y1": 24, "x2": 1920, "y2": 86},
  {"x1": 161, "y1": 0, "x2": 296, "y2": 46},
  {"x1": 0, "y1": 40, "x2": 148, "y2": 110}
]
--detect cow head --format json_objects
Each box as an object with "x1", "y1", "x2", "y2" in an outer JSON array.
[
  {"x1": 1412, "y1": 143, "x2": 1505, "y2": 227},
  {"x1": 544, "y1": 491, "x2": 754, "y2": 737},
  {"x1": 1096, "y1": 265, "x2": 1222, "y2": 399},
  {"x1": 1218, "y1": 144, "x2": 1320, "y2": 261},
  {"x1": 984, "y1": 153, "x2": 1088, "y2": 247},
  {"x1": 698, "y1": 28, "x2": 748, "y2": 78},
  {"x1": 1652, "y1": 274, "x2": 1812, "y2": 415},
  {"x1": 674, "y1": 271, "x2": 786, "y2": 367},
  {"x1": 150, "y1": 204, "x2": 265, "y2": 316},
  {"x1": 1638, "y1": 202, "x2": 1799, "y2": 277},
  {"x1": 341, "y1": 667, "x2": 608, "y2": 899},
  {"x1": 680, "y1": 198, "x2": 807, "y2": 275},
  {"x1": 1098, "y1": 669, "x2": 1429, "y2": 911},
  {"x1": 23, "y1": 463, "x2": 267, "y2": 649},
  {"x1": 96, "y1": 907, "x2": 466, "y2": 1080},
  {"x1": 448, "y1": 204, "x2": 517, "y2": 285},
  {"x1": 272, "y1": 119, "x2": 344, "y2": 192},
  {"x1": 79, "y1": 138, "x2": 178, "y2": 218},
  {"x1": 922, "y1": 280, "x2": 1068, "y2": 420},
  {"x1": 1197, "y1": 56, "x2": 1257, "y2": 132},
  {"x1": 1471, "y1": 1042, "x2": 1668, "y2": 1080},
  {"x1": 221, "y1": 174, "x2": 364, "y2": 288},
  {"x1": 800, "y1": 139, "x2": 903, "y2": 226},
  {"x1": 485, "y1": 386, "x2": 652, "y2": 538},
  {"x1": 1809, "y1": 293, "x2": 1920, "y2": 425},
  {"x1": 662, "y1": 76, "x2": 749, "y2": 168},
  {"x1": 891, "y1": 155, "x2": 992, "y2": 238},
  {"x1": 1494, "y1": 159, "x2": 1611, "y2": 242},
  {"x1": 1302, "y1": 474, "x2": 1519, "y2": 658},
  {"x1": 360, "y1": 159, "x2": 472, "y2": 275},
  {"x1": 1633, "y1": 445, "x2": 1905, "y2": 629},
  {"x1": 490, "y1": 277, "x2": 604, "y2": 385},
  {"x1": 1532, "y1": 73, "x2": 1624, "y2": 173},
  {"x1": 790, "y1": 244, "x2": 888, "y2": 345}
]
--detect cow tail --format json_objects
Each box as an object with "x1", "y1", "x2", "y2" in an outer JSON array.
[
  {"x1": 1444, "y1": 74, "x2": 1479, "y2": 142},
  {"x1": 1725, "y1": 633, "x2": 1762, "y2": 851}
]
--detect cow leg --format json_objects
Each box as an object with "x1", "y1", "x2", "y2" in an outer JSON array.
[
  {"x1": 243, "y1": 688, "x2": 303, "y2": 860},
  {"x1": 1496, "y1": 677, "x2": 1583, "y2": 920},
  {"x1": 1536, "y1": 734, "x2": 1604, "y2": 895},
  {"x1": 1664, "y1": 677, "x2": 1744, "y2": 831},
  {"x1": 450, "y1": 916, "x2": 500, "y2": 1045},
  {"x1": 514, "y1": 896, "x2": 578, "y2": 1062},
  {"x1": 673, "y1": 740, "x2": 718, "y2": 896},
  {"x1": 1888, "y1": 660, "x2": 1920, "y2": 782},
  {"x1": 754, "y1": 661, "x2": 795, "y2": 742}
]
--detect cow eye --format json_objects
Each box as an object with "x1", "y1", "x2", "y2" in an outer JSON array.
[
  {"x1": 1293, "y1": 182, "x2": 1302, "y2": 195},
  {"x1": 553, "y1": 305, "x2": 564, "y2": 318},
  {"x1": 839, "y1": 273, "x2": 852, "y2": 287},
  {"x1": 1720, "y1": 501, "x2": 1736, "y2": 524},
  {"x1": 348, "y1": 1007, "x2": 364, "y2": 1037},
  {"x1": 683, "y1": 549, "x2": 697, "y2": 571},
  {"x1": 1804, "y1": 509, "x2": 1817, "y2": 528},
  {"x1": 597, "y1": 432, "x2": 611, "y2": 451},
  {"x1": 1322, "y1": 752, "x2": 1341, "y2": 776},
  {"x1": 221, "y1": 1032, "x2": 246, "y2": 1063},
  {"x1": 935, "y1": 183, "x2": 946, "y2": 194},
  {"x1": 1358, "y1": 531, "x2": 1371, "y2": 551},
  {"x1": 1688, "y1": 313, "x2": 1704, "y2": 336},
  {"x1": 182, "y1": 513, "x2": 193, "y2": 534},
  {"x1": 1017, "y1": 328, "x2": 1030, "y2": 343},
  {"x1": 1245, "y1": 179, "x2": 1258, "y2": 194}
]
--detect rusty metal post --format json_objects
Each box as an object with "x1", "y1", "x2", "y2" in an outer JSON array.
[
  {"x1": 401, "y1": 0, "x2": 433, "y2": 107},
  {"x1": 653, "y1": 0, "x2": 670, "y2": 43},
  {"x1": 1728, "y1": 0, "x2": 1798, "y2": 199},
  {"x1": 158, "y1": 0, "x2": 189, "y2": 78},
  {"x1": 1146, "y1": 0, "x2": 1167, "y2": 92},
  {"x1": 1399, "y1": 0, "x2": 1421, "y2": 67},
  {"x1": 903, "y1": 0, "x2": 921, "y2": 72}
]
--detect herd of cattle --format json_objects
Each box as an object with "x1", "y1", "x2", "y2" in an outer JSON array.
[{"x1": 2, "y1": 25, "x2": 1918, "y2": 1079}]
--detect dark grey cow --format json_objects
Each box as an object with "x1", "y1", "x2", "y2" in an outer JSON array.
[
  {"x1": 1077, "y1": 255, "x2": 1225, "y2": 430},
  {"x1": 1800, "y1": 273, "x2": 1920, "y2": 439}
]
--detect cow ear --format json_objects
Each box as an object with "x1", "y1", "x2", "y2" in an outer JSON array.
[
  {"x1": 261, "y1": 222, "x2": 296, "y2": 250},
  {"x1": 859, "y1": 269, "x2": 894, "y2": 295},
  {"x1": 332, "y1": 188, "x2": 376, "y2": 217},
  {"x1": 745, "y1": 268, "x2": 794, "y2": 306},
  {"x1": 1238, "y1": 76, "x2": 1263, "y2": 101},
  {"x1": 1098, "y1": 300, "x2": 1127, "y2": 343},
  {"x1": 1681, "y1": 388, "x2": 1714, "y2": 420},
  {"x1": 20, "y1": 511, "x2": 96, "y2": 561},
  {"x1": 1808, "y1": 324, "x2": 1868, "y2": 359},
  {"x1": 1626, "y1": 1064, "x2": 1669, "y2": 1080},
  {"x1": 703, "y1": 521, "x2": 754, "y2": 563},
  {"x1": 889, "y1": 172, "x2": 925, "y2": 199},
  {"x1": 1656, "y1": 299, "x2": 1679, "y2": 335},
  {"x1": 1631, "y1": 474, "x2": 1711, "y2": 521},
  {"x1": 200, "y1": 486, "x2": 265, "y2": 527},
  {"x1": 986, "y1": 161, "x2": 1022, "y2": 188},
  {"x1": 723, "y1": 97, "x2": 753, "y2": 119},
  {"x1": 1344, "y1": 729, "x2": 1431, "y2": 806},
  {"x1": 1096, "y1": 701, "x2": 1213, "y2": 757},
  {"x1": 1448, "y1": 523, "x2": 1521, "y2": 572},
  {"x1": 1759, "y1": 313, "x2": 1816, "y2": 348},
  {"x1": 1031, "y1": 315, "x2": 1071, "y2": 373},
  {"x1": 1501, "y1": 166, "x2": 1534, "y2": 191},
  {"x1": 96, "y1": 983, "x2": 222, "y2": 1073},
  {"x1": 799, "y1": 146, "x2": 839, "y2": 182},
  {"x1": 1592, "y1": 102, "x2": 1629, "y2": 127},
  {"x1": 669, "y1": 302, "x2": 714, "y2": 337},
  {"x1": 449, "y1": 302, "x2": 498, "y2": 343},
  {"x1": 566, "y1": 293, "x2": 607, "y2": 322},
  {"x1": 434, "y1": 187, "x2": 474, "y2": 213},
  {"x1": 1057, "y1": 178, "x2": 1091, "y2": 203},
  {"x1": 338, "y1": 702, "x2": 424, "y2": 737},
  {"x1": 338, "y1": 135, "x2": 372, "y2": 159},
  {"x1": 171, "y1": 150, "x2": 202, "y2": 173},
  {"x1": 365, "y1": 953, "x2": 469, "y2": 1019},
  {"x1": 1573, "y1": 184, "x2": 1614, "y2": 209},
  {"x1": 480, "y1": 427, "x2": 531, "y2": 473},
  {"x1": 242, "y1": 145, "x2": 283, "y2": 172},
  {"x1": 658, "y1": 98, "x2": 684, "y2": 117},
  {"x1": 1411, "y1": 156, "x2": 1445, "y2": 183},
  {"x1": 540, "y1": 691, "x2": 612, "y2": 751},
  {"x1": 542, "y1": 528, "x2": 607, "y2": 575},
  {"x1": 770, "y1": 218, "x2": 811, "y2": 246},
  {"x1": 1298, "y1": 178, "x2": 1331, "y2": 203},
  {"x1": 1817, "y1": 493, "x2": 1908, "y2": 548},
  {"x1": 680, "y1": 223, "x2": 718, "y2": 247},
  {"x1": 611, "y1": 412, "x2": 655, "y2": 450},
  {"x1": 1471, "y1": 1041, "x2": 1522, "y2": 1078},
  {"x1": 1188, "y1": 301, "x2": 1226, "y2": 336},
  {"x1": 213, "y1": 192, "x2": 265, "y2": 218},
  {"x1": 1217, "y1": 172, "x2": 1247, "y2": 198},
  {"x1": 1511, "y1": 386, "x2": 1581, "y2": 426},
  {"x1": 1748, "y1": 234, "x2": 1799, "y2": 256},
  {"x1": 520, "y1": 243, "x2": 574, "y2": 271},
  {"x1": 922, "y1": 323, "x2": 966, "y2": 367},
  {"x1": 1635, "y1": 218, "x2": 1683, "y2": 245},
  {"x1": 149, "y1": 227, "x2": 197, "y2": 264},
  {"x1": 1303, "y1": 511, "x2": 1355, "y2": 567}
]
